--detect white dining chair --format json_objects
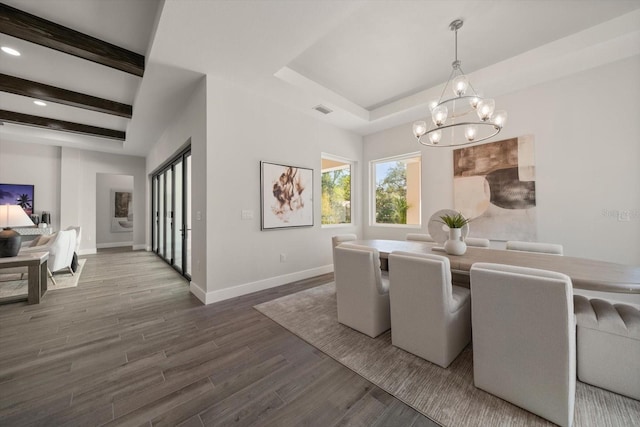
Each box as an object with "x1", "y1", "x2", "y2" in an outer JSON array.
[
  {"x1": 506, "y1": 240, "x2": 563, "y2": 255},
  {"x1": 331, "y1": 233, "x2": 357, "y2": 266},
  {"x1": 389, "y1": 251, "x2": 471, "y2": 368},
  {"x1": 470, "y1": 263, "x2": 575, "y2": 427},
  {"x1": 465, "y1": 237, "x2": 490, "y2": 247},
  {"x1": 405, "y1": 233, "x2": 435, "y2": 242},
  {"x1": 334, "y1": 243, "x2": 390, "y2": 338},
  {"x1": 332, "y1": 234, "x2": 357, "y2": 249}
]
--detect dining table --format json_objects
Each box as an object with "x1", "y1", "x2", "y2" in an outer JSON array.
[{"x1": 347, "y1": 239, "x2": 640, "y2": 294}]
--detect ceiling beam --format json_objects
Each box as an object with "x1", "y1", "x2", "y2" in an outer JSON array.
[
  {"x1": 0, "y1": 110, "x2": 126, "y2": 140},
  {"x1": 0, "y1": 74, "x2": 133, "y2": 118},
  {"x1": 0, "y1": 3, "x2": 145, "y2": 77}
]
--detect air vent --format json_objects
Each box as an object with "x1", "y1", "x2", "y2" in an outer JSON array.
[{"x1": 313, "y1": 104, "x2": 333, "y2": 115}]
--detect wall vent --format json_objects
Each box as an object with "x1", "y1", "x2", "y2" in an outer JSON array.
[{"x1": 313, "y1": 104, "x2": 333, "y2": 115}]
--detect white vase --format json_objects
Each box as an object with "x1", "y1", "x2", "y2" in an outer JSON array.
[{"x1": 444, "y1": 227, "x2": 467, "y2": 255}]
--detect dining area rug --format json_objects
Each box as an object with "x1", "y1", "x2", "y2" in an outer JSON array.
[
  {"x1": 254, "y1": 282, "x2": 640, "y2": 427},
  {"x1": 0, "y1": 259, "x2": 86, "y2": 298}
]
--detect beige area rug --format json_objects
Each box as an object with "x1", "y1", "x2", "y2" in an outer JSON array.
[
  {"x1": 0, "y1": 259, "x2": 86, "y2": 298},
  {"x1": 254, "y1": 282, "x2": 640, "y2": 427}
]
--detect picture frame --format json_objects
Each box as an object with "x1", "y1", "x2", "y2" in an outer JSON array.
[
  {"x1": 111, "y1": 189, "x2": 133, "y2": 233},
  {"x1": 260, "y1": 161, "x2": 314, "y2": 230},
  {"x1": 0, "y1": 183, "x2": 35, "y2": 216}
]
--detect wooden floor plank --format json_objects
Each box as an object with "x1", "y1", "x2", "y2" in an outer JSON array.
[{"x1": 0, "y1": 249, "x2": 436, "y2": 426}]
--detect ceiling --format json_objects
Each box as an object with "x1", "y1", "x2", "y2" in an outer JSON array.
[
  {"x1": 1, "y1": 0, "x2": 639, "y2": 157},
  {"x1": 0, "y1": 0, "x2": 159, "y2": 154}
]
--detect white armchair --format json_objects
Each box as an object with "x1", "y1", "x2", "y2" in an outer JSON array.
[
  {"x1": 506, "y1": 240, "x2": 563, "y2": 255},
  {"x1": 334, "y1": 243, "x2": 390, "y2": 338},
  {"x1": 464, "y1": 237, "x2": 490, "y2": 247},
  {"x1": 332, "y1": 233, "x2": 357, "y2": 268},
  {"x1": 20, "y1": 229, "x2": 77, "y2": 285},
  {"x1": 331, "y1": 234, "x2": 357, "y2": 249},
  {"x1": 389, "y1": 251, "x2": 471, "y2": 368},
  {"x1": 65, "y1": 226, "x2": 82, "y2": 253},
  {"x1": 470, "y1": 263, "x2": 575, "y2": 427}
]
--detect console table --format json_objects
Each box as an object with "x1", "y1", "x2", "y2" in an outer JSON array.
[
  {"x1": 14, "y1": 227, "x2": 54, "y2": 236},
  {"x1": 348, "y1": 240, "x2": 640, "y2": 294},
  {"x1": 0, "y1": 252, "x2": 49, "y2": 304}
]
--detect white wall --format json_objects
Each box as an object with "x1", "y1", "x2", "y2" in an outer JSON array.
[
  {"x1": 363, "y1": 55, "x2": 640, "y2": 265},
  {"x1": 96, "y1": 174, "x2": 134, "y2": 247},
  {"x1": 201, "y1": 76, "x2": 362, "y2": 303},
  {"x1": 60, "y1": 148, "x2": 146, "y2": 254},
  {"x1": 147, "y1": 74, "x2": 363, "y2": 304},
  {"x1": 146, "y1": 76, "x2": 207, "y2": 298},
  {"x1": 0, "y1": 140, "x2": 61, "y2": 230}
]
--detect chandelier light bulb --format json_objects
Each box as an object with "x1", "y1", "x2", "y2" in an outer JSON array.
[
  {"x1": 477, "y1": 99, "x2": 495, "y2": 121},
  {"x1": 431, "y1": 105, "x2": 448, "y2": 126},
  {"x1": 452, "y1": 75, "x2": 469, "y2": 97},
  {"x1": 465, "y1": 125, "x2": 478, "y2": 141},
  {"x1": 469, "y1": 96, "x2": 481, "y2": 109},
  {"x1": 428, "y1": 100, "x2": 438, "y2": 112},
  {"x1": 412, "y1": 121, "x2": 428, "y2": 138},
  {"x1": 429, "y1": 130, "x2": 442, "y2": 144},
  {"x1": 492, "y1": 110, "x2": 508, "y2": 129}
]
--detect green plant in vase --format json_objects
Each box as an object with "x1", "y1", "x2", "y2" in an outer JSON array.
[
  {"x1": 434, "y1": 212, "x2": 473, "y2": 255},
  {"x1": 436, "y1": 212, "x2": 473, "y2": 228}
]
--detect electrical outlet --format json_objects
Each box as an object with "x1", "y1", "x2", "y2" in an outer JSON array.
[
  {"x1": 280, "y1": 253, "x2": 287, "y2": 262},
  {"x1": 241, "y1": 210, "x2": 253, "y2": 220},
  {"x1": 196, "y1": 211, "x2": 202, "y2": 221}
]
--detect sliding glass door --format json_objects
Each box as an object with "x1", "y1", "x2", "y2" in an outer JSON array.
[{"x1": 152, "y1": 147, "x2": 191, "y2": 279}]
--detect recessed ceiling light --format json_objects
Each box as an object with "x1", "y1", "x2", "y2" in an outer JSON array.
[
  {"x1": 1, "y1": 46, "x2": 21, "y2": 56},
  {"x1": 34, "y1": 100, "x2": 47, "y2": 106}
]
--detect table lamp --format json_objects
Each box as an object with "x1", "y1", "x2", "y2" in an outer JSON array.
[{"x1": 0, "y1": 204, "x2": 35, "y2": 257}]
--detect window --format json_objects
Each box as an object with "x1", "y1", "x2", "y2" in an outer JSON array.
[
  {"x1": 372, "y1": 153, "x2": 421, "y2": 226},
  {"x1": 321, "y1": 155, "x2": 353, "y2": 225}
]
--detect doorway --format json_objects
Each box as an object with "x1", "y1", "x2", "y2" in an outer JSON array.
[
  {"x1": 96, "y1": 174, "x2": 134, "y2": 250},
  {"x1": 152, "y1": 147, "x2": 191, "y2": 279}
]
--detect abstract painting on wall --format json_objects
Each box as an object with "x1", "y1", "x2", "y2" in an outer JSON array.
[
  {"x1": 453, "y1": 135, "x2": 536, "y2": 241},
  {"x1": 261, "y1": 161, "x2": 313, "y2": 230},
  {"x1": 111, "y1": 190, "x2": 133, "y2": 233}
]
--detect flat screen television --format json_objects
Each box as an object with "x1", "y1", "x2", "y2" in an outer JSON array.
[{"x1": 0, "y1": 183, "x2": 35, "y2": 216}]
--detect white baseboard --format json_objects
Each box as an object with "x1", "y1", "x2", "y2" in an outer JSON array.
[
  {"x1": 78, "y1": 248, "x2": 97, "y2": 256},
  {"x1": 132, "y1": 244, "x2": 146, "y2": 251},
  {"x1": 189, "y1": 280, "x2": 207, "y2": 304},
  {"x1": 192, "y1": 264, "x2": 333, "y2": 305},
  {"x1": 96, "y1": 241, "x2": 134, "y2": 249}
]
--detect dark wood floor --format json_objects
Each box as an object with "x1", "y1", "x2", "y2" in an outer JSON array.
[{"x1": 0, "y1": 249, "x2": 438, "y2": 426}]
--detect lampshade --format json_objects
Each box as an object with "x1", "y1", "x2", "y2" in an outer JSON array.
[
  {"x1": 0, "y1": 204, "x2": 35, "y2": 228},
  {"x1": 0, "y1": 204, "x2": 34, "y2": 257}
]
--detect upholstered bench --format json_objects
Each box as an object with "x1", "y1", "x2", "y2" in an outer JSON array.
[{"x1": 573, "y1": 295, "x2": 640, "y2": 400}]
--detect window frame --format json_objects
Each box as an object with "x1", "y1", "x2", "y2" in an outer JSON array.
[
  {"x1": 370, "y1": 152, "x2": 422, "y2": 228},
  {"x1": 321, "y1": 153, "x2": 355, "y2": 228}
]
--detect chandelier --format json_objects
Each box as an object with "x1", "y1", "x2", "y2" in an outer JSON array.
[{"x1": 412, "y1": 20, "x2": 507, "y2": 147}]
